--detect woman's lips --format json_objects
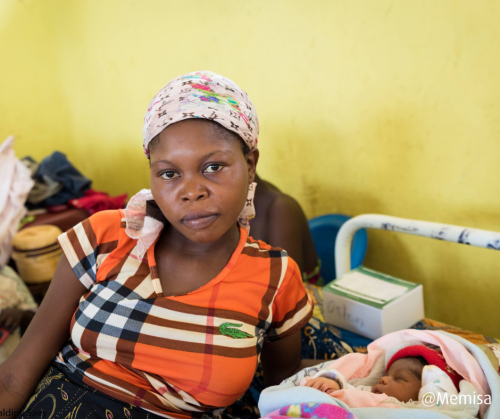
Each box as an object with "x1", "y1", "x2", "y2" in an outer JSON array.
[{"x1": 181, "y1": 212, "x2": 219, "y2": 230}]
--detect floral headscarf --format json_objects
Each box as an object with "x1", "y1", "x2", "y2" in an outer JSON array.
[{"x1": 143, "y1": 71, "x2": 259, "y2": 157}]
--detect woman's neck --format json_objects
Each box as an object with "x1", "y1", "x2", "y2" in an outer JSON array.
[
  {"x1": 154, "y1": 223, "x2": 242, "y2": 297},
  {"x1": 157, "y1": 222, "x2": 241, "y2": 258}
]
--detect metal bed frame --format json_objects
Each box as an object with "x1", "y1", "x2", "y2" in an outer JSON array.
[{"x1": 335, "y1": 214, "x2": 500, "y2": 278}]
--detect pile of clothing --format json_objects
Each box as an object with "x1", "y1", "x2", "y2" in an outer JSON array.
[
  {"x1": 0, "y1": 136, "x2": 128, "y2": 267},
  {"x1": 22, "y1": 151, "x2": 127, "y2": 214}
]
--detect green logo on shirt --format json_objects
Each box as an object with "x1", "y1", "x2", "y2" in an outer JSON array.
[{"x1": 219, "y1": 323, "x2": 253, "y2": 339}]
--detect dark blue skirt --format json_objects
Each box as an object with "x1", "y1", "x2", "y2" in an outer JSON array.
[{"x1": 16, "y1": 362, "x2": 259, "y2": 419}]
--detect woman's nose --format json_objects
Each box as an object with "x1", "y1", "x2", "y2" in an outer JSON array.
[{"x1": 180, "y1": 177, "x2": 208, "y2": 202}]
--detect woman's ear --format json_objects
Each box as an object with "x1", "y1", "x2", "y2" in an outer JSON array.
[{"x1": 246, "y1": 148, "x2": 259, "y2": 183}]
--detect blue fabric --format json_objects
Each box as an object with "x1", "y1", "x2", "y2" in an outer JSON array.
[
  {"x1": 32, "y1": 151, "x2": 91, "y2": 207},
  {"x1": 301, "y1": 318, "x2": 372, "y2": 360},
  {"x1": 17, "y1": 362, "x2": 169, "y2": 419},
  {"x1": 352, "y1": 408, "x2": 453, "y2": 419},
  {"x1": 308, "y1": 214, "x2": 368, "y2": 284},
  {"x1": 258, "y1": 361, "x2": 351, "y2": 416},
  {"x1": 20, "y1": 362, "x2": 259, "y2": 419},
  {"x1": 439, "y1": 332, "x2": 500, "y2": 419}
]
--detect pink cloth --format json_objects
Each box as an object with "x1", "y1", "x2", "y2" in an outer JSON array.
[
  {"x1": 301, "y1": 329, "x2": 490, "y2": 416},
  {"x1": 123, "y1": 189, "x2": 164, "y2": 258}
]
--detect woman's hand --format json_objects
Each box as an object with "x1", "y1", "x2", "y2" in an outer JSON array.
[
  {"x1": 304, "y1": 377, "x2": 340, "y2": 394},
  {"x1": 0, "y1": 308, "x2": 25, "y2": 331}
]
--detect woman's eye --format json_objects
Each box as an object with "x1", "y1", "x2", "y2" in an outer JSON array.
[
  {"x1": 204, "y1": 164, "x2": 224, "y2": 173},
  {"x1": 160, "y1": 171, "x2": 180, "y2": 180}
]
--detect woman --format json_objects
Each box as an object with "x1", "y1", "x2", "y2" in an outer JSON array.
[{"x1": 0, "y1": 71, "x2": 314, "y2": 418}]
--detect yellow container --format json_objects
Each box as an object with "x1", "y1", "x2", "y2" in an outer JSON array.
[{"x1": 11, "y1": 225, "x2": 63, "y2": 284}]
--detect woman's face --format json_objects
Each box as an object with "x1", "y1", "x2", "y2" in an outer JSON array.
[{"x1": 149, "y1": 120, "x2": 258, "y2": 244}]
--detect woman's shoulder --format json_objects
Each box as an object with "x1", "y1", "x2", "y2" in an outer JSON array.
[
  {"x1": 244, "y1": 235, "x2": 301, "y2": 274},
  {"x1": 87, "y1": 209, "x2": 123, "y2": 221},
  {"x1": 245, "y1": 234, "x2": 283, "y2": 252},
  {"x1": 60, "y1": 209, "x2": 126, "y2": 249},
  {"x1": 86, "y1": 209, "x2": 125, "y2": 238}
]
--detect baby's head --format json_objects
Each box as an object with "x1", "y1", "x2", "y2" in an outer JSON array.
[
  {"x1": 142, "y1": 71, "x2": 260, "y2": 244},
  {"x1": 374, "y1": 344, "x2": 463, "y2": 403},
  {"x1": 372, "y1": 356, "x2": 427, "y2": 403}
]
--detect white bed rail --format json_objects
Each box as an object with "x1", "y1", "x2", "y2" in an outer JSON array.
[{"x1": 335, "y1": 214, "x2": 500, "y2": 278}]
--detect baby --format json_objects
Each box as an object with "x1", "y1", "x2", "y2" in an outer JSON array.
[
  {"x1": 302, "y1": 344, "x2": 466, "y2": 406},
  {"x1": 305, "y1": 356, "x2": 427, "y2": 403}
]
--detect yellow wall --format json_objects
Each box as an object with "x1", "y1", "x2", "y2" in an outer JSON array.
[{"x1": 2, "y1": 0, "x2": 500, "y2": 336}]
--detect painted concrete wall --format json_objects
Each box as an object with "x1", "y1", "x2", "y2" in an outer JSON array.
[{"x1": 2, "y1": 0, "x2": 499, "y2": 336}]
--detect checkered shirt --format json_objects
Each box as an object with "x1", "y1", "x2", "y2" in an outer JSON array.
[{"x1": 56, "y1": 210, "x2": 313, "y2": 418}]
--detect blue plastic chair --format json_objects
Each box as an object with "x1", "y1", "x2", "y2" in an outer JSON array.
[{"x1": 308, "y1": 214, "x2": 368, "y2": 284}]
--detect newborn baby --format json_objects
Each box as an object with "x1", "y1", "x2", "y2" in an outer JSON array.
[
  {"x1": 305, "y1": 356, "x2": 427, "y2": 402},
  {"x1": 301, "y1": 344, "x2": 467, "y2": 407}
]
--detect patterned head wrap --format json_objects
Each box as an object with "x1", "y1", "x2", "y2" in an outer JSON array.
[
  {"x1": 143, "y1": 71, "x2": 259, "y2": 157},
  {"x1": 140, "y1": 71, "x2": 259, "y2": 232}
]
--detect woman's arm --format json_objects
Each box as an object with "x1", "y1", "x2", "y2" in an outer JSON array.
[
  {"x1": 261, "y1": 330, "x2": 324, "y2": 387},
  {"x1": 266, "y1": 195, "x2": 306, "y2": 271},
  {"x1": 266, "y1": 195, "x2": 312, "y2": 272},
  {"x1": 0, "y1": 255, "x2": 87, "y2": 410}
]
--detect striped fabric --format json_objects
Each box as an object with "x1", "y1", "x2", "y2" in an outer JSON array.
[{"x1": 56, "y1": 210, "x2": 313, "y2": 418}]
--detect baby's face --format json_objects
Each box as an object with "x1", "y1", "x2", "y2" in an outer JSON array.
[{"x1": 372, "y1": 358, "x2": 423, "y2": 403}]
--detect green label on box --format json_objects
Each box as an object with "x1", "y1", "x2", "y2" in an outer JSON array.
[{"x1": 325, "y1": 266, "x2": 419, "y2": 309}]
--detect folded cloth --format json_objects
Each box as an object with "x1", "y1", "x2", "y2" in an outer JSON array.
[
  {"x1": 27, "y1": 151, "x2": 91, "y2": 208},
  {"x1": 0, "y1": 265, "x2": 38, "y2": 312},
  {"x1": 28, "y1": 175, "x2": 63, "y2": 204},
  {"x1": 0, "y1": 137, "x2": 34, "y2": 268},
  {"x1": 0, "y1": 265, "x2": 38, "y2": 364},
  {"x1": 22, "y1": 156, "x2": 63, "y2": 204},
  {"x1": 68, "y1": 189, "x2": 127, "y2": 215},
  {"x1": 20, "y1": 156, "x2": 38, "y2": 177}
]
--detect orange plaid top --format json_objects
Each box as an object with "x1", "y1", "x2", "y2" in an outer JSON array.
[{"x1": 57, "y1": 210, "x2": 313, "y2": 418}]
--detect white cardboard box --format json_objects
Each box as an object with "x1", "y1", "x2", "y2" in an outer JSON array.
[{"x1": 322, "y1": 266, "x2": 424, "y2": 340}]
